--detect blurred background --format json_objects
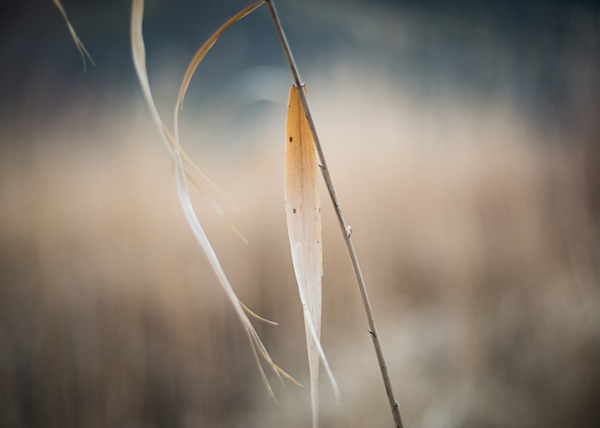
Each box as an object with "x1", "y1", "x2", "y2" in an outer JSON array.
[{"x1": 1, "y1": 0, "x2": 600, "y2": 427}]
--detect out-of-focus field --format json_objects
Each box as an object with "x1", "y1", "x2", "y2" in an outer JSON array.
[{"x1": 2, "y1": 1, "x2": 600, "y2": 427}]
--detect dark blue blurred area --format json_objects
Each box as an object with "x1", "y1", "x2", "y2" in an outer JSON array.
[{"x1": 0, "y1": 0, "x2": 599, "y2": 138}]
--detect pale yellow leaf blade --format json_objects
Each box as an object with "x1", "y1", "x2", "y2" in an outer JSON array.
[
  {"x1": 285, "y1": 85, "x2": 339, "y2": 427},
  {"x1": 130, "y1": 0, "x2": 296, "y2": 396},
  {"x1": 52, "y1": 0, "x2": 94, "y2": 70}
]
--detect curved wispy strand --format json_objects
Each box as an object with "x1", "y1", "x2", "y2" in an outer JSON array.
[{"x1": 130, "y1": 0, "x2": 299, "y2": 398}]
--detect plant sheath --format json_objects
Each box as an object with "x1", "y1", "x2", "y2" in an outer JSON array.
[{"x1": 265, "y1": 1, "x2": 404, "y2": 427}]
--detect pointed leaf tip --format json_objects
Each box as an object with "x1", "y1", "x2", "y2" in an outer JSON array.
[{"x1": 52, "y1": 0, "x2": 94, "y2": 70}]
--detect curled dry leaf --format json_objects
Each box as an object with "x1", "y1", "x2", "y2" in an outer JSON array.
[
  {"x1": 52, "y1": 0, "x2": 94, "y2": 70},
  {"x1": 130, "y1": 0, "x2": 299, "y2": 398},
  {"x1": 285, "y1": 85, "x2": 339, "y2": 427},
  {"x1": 172, "y1": 1, "x2": 266, "y2": 238}
]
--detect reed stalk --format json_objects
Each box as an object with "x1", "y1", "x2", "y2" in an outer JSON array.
[{"x1": 265, "y1": 1, "x2": 404, "y2": 427}]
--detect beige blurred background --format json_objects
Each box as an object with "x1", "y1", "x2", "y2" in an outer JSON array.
[{"x1": 1, "y1": 1, "x2": 600, "y2": 427}]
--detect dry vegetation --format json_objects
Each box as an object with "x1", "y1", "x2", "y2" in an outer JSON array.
[
  {"x1": 2, "y1": 1, "x2": 600, "y2": 425},
  {"x1": 1, "y1": 59, "x2": 599, "y2": 427}
]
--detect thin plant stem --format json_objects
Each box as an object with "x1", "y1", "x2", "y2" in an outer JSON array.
[{"x1": 265, "y1": 1, "x2": 404, "y2": 427}]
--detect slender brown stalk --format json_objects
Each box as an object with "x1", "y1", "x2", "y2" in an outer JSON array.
[{"x1": 265, "y1": 1, "x2": 404, "y2": 427}]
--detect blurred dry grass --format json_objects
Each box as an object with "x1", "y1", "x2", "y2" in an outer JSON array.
[{"x1": 2, "y1": 44, "x2": 600, "y2": 428}]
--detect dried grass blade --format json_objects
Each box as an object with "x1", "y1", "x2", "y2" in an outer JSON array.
[
  {"x1": 130, "y1": 0, "x2": 296, "y2": 395},
  {"x1": 52, "y1": 0, "x2": 94, "y2": 70},
  {"x1": 175, "y1": 1, "x2": 265, "y2": 116},
  {"x1": 172, "y1": 1, "x2": 265, "y2": 211},
  {"x1": 285, "y1": 85, "x2": 339, "y2": 427}
]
